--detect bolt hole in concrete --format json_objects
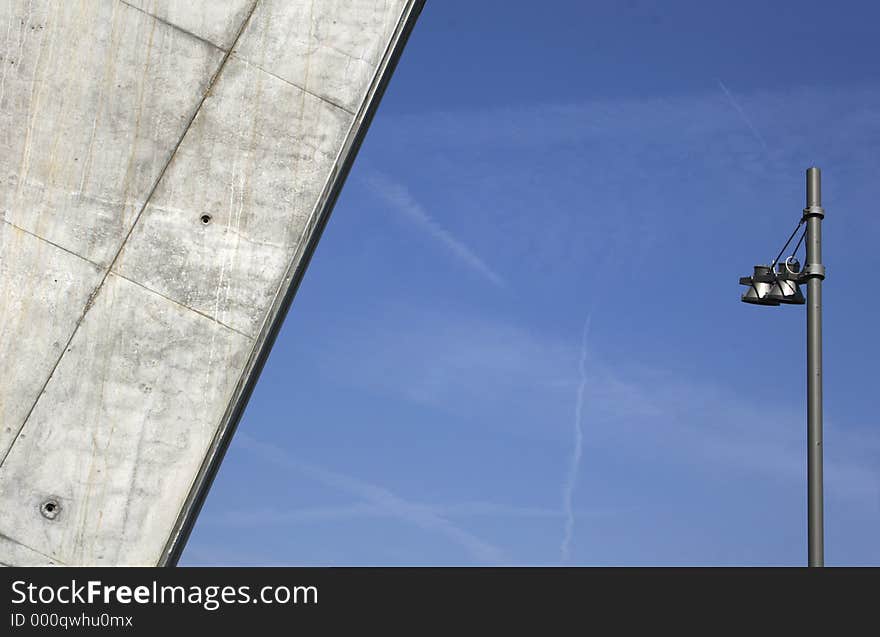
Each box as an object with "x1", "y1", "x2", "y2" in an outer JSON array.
[
  {"x1": 200, "y1": 214, "x2": 212, "y2": 225},
  {"x1": 40, "y1": 499, "x2": 60, "y2": 520}
]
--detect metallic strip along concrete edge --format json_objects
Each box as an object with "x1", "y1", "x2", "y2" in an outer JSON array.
[{"x1": 158, "y1": 0, "x2": 427, "y2": 567}]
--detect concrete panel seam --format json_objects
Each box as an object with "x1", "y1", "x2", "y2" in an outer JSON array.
[
  {"x1": 229, "y1": 55, "x2": 355, "y2": 116},
  {"x1": 0, "y1": 219, "x2": 104, "y2": 270},
  {"x1": 118, "y1": 0, "x2": 232, "y2": 53},
  {"x1": 0, "y1": 531, "x2": 64, "y2": 565},
  {"x1": 112, "y1": 271, "x2": 256, "y2": 340}
]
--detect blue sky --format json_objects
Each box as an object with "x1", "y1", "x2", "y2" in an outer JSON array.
[{"x1": 182, "y1": 0, "x2": 880, "y2": 566}]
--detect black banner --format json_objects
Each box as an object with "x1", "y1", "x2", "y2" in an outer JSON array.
[{"x1": 0, "y1": 567, "x2": 875, "y2": 633}]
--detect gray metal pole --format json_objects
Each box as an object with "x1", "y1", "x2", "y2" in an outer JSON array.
[{"x1": 804, "y1": 167, "x2": 825, "y2": 567}]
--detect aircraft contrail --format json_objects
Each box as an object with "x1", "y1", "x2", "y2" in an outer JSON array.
[
  {"x1": 561, "y1": 311, "x2": 592, "y2": 563},
  {"x1": 363, "y1": 171, "x2": 506, "y2": 288},
  {"x1": 717, "y1": 78, "x2": 770, "y2": 154}
]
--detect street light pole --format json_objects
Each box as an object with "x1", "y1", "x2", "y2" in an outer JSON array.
[
  {"x1": 804, "y1": 167, "x2": 825, "y2": 567},
  {"x1": 738, "y1": 166, "x2": 826, "y2": 566}
]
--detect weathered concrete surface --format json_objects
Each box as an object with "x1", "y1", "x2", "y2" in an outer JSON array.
[
  {"x1": 0, "y1": 273, "x2": 251, "y2": 565},
  {"x1": 235, "y1": 0, "x2": 406, "y2": 113},
  {"x1": 116, "y1": 56, "x2": 352, "y2": 336},
  {"x1": 0, "y1": 0, "x2": 224, "y2": 267},
  {"x1": 0, "y1": 0, "x2": 422, "y2": 565},
  {"x1": 0, "y1": 223, "x2": 103, "y2": 458}
]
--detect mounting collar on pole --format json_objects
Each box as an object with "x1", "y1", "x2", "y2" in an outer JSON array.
[
  {"x1": 801, "y1": 263, "x2": 825, "y2": 280},
  {"x1": 802, "y1": 205, "x2": 825, "y2": 220}
]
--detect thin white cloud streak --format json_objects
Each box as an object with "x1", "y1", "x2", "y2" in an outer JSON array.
[
  {"x1": 316, "y1": 306, "x2": 578, "y2": 414},
  {"x1": 206, "y1": 503, "x2": 554, "y2": 527},
  {"x1": 716, "y1": 78, "x2": 770, "y2": 154},
  {"x1": 318, "y1": 307, "x2": 880, "y2": 507},
  {"x1": 363, "y1": 171, "x2": 506, "y2": 288},
  {"x1": 376, "y1": 84, "x2": 880, "y2": 201},
  {"x1": 202, "y1": 502, "x2": 632, "y2": 529},
  {"x1": 561, "y1": 312, "x2": 592, "y2": 563},
  {"x1": 236, "y1": 433, "x2": 507, "y2": 564},
  {"x1": 364, "y1": 82, "x2": 880, "y2": 295}
]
